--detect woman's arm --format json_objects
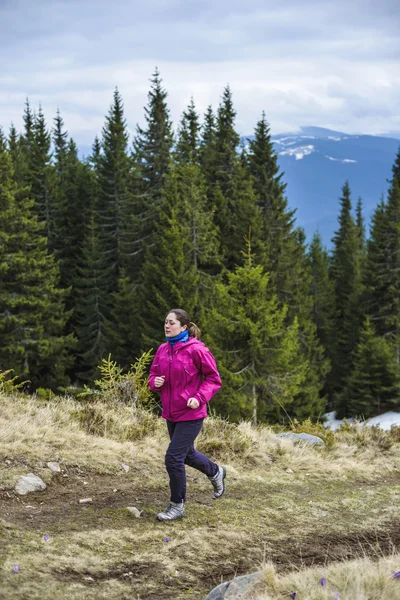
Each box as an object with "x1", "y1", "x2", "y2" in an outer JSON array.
[
  {"x1": 148, "y1": 347, "x2": 162, "y2": 392},
  {"x1": 192, "y1": 346, "x2": 222, "y2": 405}
]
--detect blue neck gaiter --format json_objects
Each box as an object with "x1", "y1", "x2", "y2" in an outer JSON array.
[{"x1": 166, "y1": 330, "x2": 189, "y2": 348}]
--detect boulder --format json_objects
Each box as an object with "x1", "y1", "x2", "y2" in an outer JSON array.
[
  {"x1": 15, "y1": 474, "x2": 47, "y2": 495},
  {"x1": 205, "y1": 571, "x2": 264, "y2": 599},
  {"x1": 276, "y1": 432, "x2": 324, "y2": 446}
]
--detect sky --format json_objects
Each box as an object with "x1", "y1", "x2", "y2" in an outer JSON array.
[{"x1": 1, "y1": 0, "x2": 400, "y2": 150}]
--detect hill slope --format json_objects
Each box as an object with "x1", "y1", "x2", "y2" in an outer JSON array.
[{"x1": 0, "y1": 394, "x2": 399, "y2": 599}]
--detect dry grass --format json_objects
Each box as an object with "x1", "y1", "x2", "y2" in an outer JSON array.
[
  {"x1": 257, "y1": 554, "x2": 400, "y2": 599},
  {"x1": 0, "y1": 391, "x2": 399, "y2": 599}
]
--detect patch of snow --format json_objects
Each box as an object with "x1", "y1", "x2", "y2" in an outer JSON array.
[
  {"x1": 299, "y1": 135, "x2": 316, "y2": 139},
  {"x1": 328, "y1": 136, "x2": 342, "y2": 141},
  {"x1": 279, "y1": 145, "x2": 315, "y2": 160},
  {"x1": 324, "y1": 410, "x2": 400, "y2": 431},
  {"x1": 274, "y1": 140, "x2": 297, "y2": 146},
  {"x1": 275, "y1": 136, "x2": 298, "y2": 143},
  {"x1": 325, "y1": 155, "x2": 357, "y2": 164},
  {"x1": 365, "y1": 412, "x2": 400, "y2": 430}
]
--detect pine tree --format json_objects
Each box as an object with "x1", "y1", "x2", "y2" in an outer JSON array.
[
  {"x1": 330, "y1": 181, "x2": 364, "y2": 416},
  {"x1": 347, "y1": 317, "x2": 400, "y2": 417},
  {"x1": 0, "y1": 149, "x2": 74, "y2": 388},
  {"x1": 208, "y1": 239, "x2": 307, "y2": 423}
]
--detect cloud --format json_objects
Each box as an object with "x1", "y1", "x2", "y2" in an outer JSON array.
[{"x1": 1, "y1": 0, "x2": 399, "y2": 147}]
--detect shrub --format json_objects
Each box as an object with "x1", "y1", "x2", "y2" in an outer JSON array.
[
  {"x1": 0, "y1": 369, "x2": 29, "y2": 394},
  {"x1": 78, "y1": 351, "x2": 154, "y2": 408}
]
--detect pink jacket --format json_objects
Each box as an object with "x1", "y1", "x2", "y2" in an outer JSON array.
[{"x1": 148, "y1": 338, "x2": 222, "y2": 422}]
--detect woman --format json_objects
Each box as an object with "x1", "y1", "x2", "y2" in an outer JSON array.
[{"x1": 148, "y1": 308, "x2": 226, "y2": 521}]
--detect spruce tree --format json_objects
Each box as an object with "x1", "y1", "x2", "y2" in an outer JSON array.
[
  {"x1": 74, "y1": 214, "x2": 112, "y2": 381},
  {"x1": 247, "y1": 113, "x2": 296, "y2": 286},
  {"x1": 0, "y1": 149, "x2": 74, "y2": 388},
  {"x1": 248, "y1": 113, "x2": 328, "y2": 418},
  {"x1": 175, "y1": 98, "x2": 200, "y2": 165},
  {"x1": 307, "y1": 232, "x2": 335, "y2": 365},
  {"x1": 131, "y1": 69, "x2": 173, "y2": 282},
  {"x1": 347, "y1": 317, "x2": 400, "y2": 417},
  {"x1": 27, "y1": 106, "x2": 55, "y2": 248},
  {"x1": 0, "y1": 127, "x2": 6, "y2": 152},
  {"x1": 105, "y1": 268, "x2": 140, "y2": 369},
  {"x1": 139, "y1": 165, "x2": 200, "y2": 349},
  {"x1": 208, "y1": 240, "x2": 307, "y2": 423},
  {"x1": 330, "y1": 181, "x2": 364, "y2": 416},
  {"x1": 199, "y1": 105, "x2": 217, "y2": 186},
  {"x1": 97, "y1": 88, "x2": 132, "y2": 284},
  {"x1": 391, "y1": 148, "x2": 400, "y2": 183},
  {"x1": 8, "y1": 124, "x2": 26, "y2": 186},
  {"x1": 366, "y1": 180, "x2": 400, "y2": 362}
]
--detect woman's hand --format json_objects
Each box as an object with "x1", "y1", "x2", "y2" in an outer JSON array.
[
  {"x1": 154, "y1": 376, "x2": 165, "y2": 389},
  {"x1": 187, "y1": 397, "x2": 200, "y2": 409}
]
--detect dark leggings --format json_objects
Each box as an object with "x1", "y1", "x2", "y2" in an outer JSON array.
[{"x1": 165, "y1": 419, "x2": 218, "y2": 503}]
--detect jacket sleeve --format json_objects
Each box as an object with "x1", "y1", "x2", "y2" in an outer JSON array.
[
  {"x1": 192, "y1": 346, "x2": 222, "y2": 405},
  {"x1": 148, "y1": 347, "x2": 162, "y2": 392}
]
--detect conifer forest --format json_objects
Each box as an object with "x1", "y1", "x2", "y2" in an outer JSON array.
[{"x1": 1, "y1": 69, "x2": 400, "y2": 424}]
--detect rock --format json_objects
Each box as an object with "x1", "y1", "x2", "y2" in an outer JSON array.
[
  {"x1": 127, "y1": 506, "x2": 143, "y2": 518},
  {"x1": 276, "y1": 432, "x2": 325, "y2": 446},
  {"x1": 15, "y1": 474, "x2": 47, "y2": 496},
  {"x1": 285, "y1": 468, "x2": 294, "y2": 473},
  {"x1": 205, "y1": 571, "x2": 265, "y2": 599},
  {"x1": 79, "y1": 497, "x2": 93, "y2": 504},
  {"x1": 119, "y1": 462, "x2": 130, "y2": 473},
  {"x1": 47, "y1": 462, "x2": 61, "y2": 473}
]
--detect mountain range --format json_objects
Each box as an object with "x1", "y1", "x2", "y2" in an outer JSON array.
[{"x1": 246, "y1": 126, "x2": 400, "y2": 248}]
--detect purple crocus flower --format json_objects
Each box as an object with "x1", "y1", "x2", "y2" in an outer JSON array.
[
  {"x1": 320, "y1": 577, "x2": 326, "y2": 586},
  {"x1": 290, "y1": 593, "x2": 297, "y2": 599},
  {"x1": 165, "y1": 537, "x2": 170, "y2": 543},
  {"x1": 334, "y1": 594, "x2": 340, "y2": 599},
  {"x1": 44, "y1": 535, "x2": 49, "y2": 542},
  {"x1": 13, "y1": 566, "x2": 19, "y2": 573},
  {"x1": 393, "y1": 571, "x2": 400, "y2": 579}
]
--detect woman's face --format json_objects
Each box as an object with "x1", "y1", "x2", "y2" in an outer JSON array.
[{"x1": 165, "y1": 313, "x2": 186, "y2": 338}]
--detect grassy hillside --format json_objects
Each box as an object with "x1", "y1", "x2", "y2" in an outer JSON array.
[{"x1": 0, "y1": 392, "x2": 399, "y2": 599}]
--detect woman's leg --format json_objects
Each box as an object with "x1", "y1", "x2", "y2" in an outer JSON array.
[{"x1": 165, "y1": 419, "x2": 214, "y2": 502}]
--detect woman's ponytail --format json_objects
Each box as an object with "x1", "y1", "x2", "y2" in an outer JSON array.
[{"x1": 189, "y1": 321, "x2": 201, "y2": 339}]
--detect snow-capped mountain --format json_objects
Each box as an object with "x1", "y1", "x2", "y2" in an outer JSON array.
[{"x1": 245, "y1": 126, "x2": 400, "y2": 247}]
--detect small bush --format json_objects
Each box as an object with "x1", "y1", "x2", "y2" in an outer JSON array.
[
  {"x1": 78, "y1": 351, "x2": 154, "y2": 408},
  {"x1": 0, "y1": 369, "x2": 29, "y2": 394},
  {"x1": 72, "y1": 401, "x2": 160, "y2": 442},
  {"x1": 337, "y1": 420, "x2": 397, "y2": 452}
]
